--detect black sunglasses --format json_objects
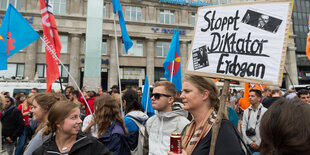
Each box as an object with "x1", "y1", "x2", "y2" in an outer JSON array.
[{"x1": 151, "y1": 93, "x2": 171, "y2": 100}]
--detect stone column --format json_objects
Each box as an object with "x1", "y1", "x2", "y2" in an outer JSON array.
[
  {"x1": 24, "y1": 40, "x2": 38, "y2": 80},
  {"x1": 108, "y1": 37, "x2": 119, "y2": 89},
  {"x1": 147, "y1": 6, "x2": 156, "y2": 23},
  {"x1": 284, "y1": 21, "x2": 298, "y2": 88},
  {"x1": 68, "y1": 33, "x2": 81, "y2": 88},
  {"x1": 180, "y1": 41, "x2": 188, "y2": 79},
  {"x1": 146, "y1": 38, "x2": 155, "y2": 85},
  {"x1": 181, "y1": 10, "x2": 188, "y2": 26}
]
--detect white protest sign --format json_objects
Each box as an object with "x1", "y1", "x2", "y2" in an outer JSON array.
[{"x1": 186, "y1": 0, "x2": 293, "y2": 86}]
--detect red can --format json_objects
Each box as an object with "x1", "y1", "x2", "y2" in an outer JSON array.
[{"x1": 170, "y1": 132, "x2": 182, "y2": 154}]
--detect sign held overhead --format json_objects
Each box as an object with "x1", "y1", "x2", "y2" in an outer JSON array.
[{"x1": 186, "y1": 0, "x2": 294, "y2": 86}]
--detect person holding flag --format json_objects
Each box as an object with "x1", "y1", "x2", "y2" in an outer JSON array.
[
  {"x1": 0, "y1": 4, "x2": 40, "y2": 70},
  {"x1": 163, "y1": 27, "x2": 182, "y2": 92}
]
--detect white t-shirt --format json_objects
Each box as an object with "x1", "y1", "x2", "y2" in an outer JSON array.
[{"x1": 82, "y1": 115, "x2": 98, "y2": 138}]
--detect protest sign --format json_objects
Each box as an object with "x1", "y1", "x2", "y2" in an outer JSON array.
[{"x1": 186, "y1": 0, "x2": 293, "y2": 86}]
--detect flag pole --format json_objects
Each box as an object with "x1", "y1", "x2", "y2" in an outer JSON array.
[
  {"x1": 170, "y1": 60, "x2": 175, "y2": 82},
  {"x1": 145, "y1": 75, "x2": 151, "y2": 114},
  {"x1": 40, "y1": 37, "x2": 94, "y2": 117},
  {"x1": 113, "y1": 13, "x2": 125, "y2": 117}
]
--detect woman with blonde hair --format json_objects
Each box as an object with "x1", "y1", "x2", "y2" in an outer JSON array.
[
  {"x1": 169, "y1": 74, "x2": 242, "y2": 155},
  {"x1": 33, "y1": 101, "x2": 112, "y2": 155},
  {"x1": 16, "y1": 93, "x2": 35, "y2": 155},
  {"x1": 24, "y1": 92, "x2": 65, "y2": 155}
]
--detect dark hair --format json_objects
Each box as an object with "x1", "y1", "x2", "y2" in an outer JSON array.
[
  {"x1": 32, "y1": 88, "x2": 39, "y2": 92},
  {"x1": 15, "y1": 93, "x2": 25, "y2": 106},
  {"x1": 260, "y1": 98, "x2": 310, "y2": 155},
  {"x1": 65, "y1": 86, "x2": 74, "y2": 91},
  {"x1": 71, "y1": 90, "x2": 80, "y2": 98},
  {"x1": 4, "y1": 92, "x2": 9, "y2": 96},
  {"x1": 5, "y1": 96, "x2": 14, "y2": 106},
  {"x1": 249, "y1": 89, "x2": 262, "y2": 98},
  {"x1": 122, "y1": 89, "x2": 143, "y2": 112},
  {"x1": 297, "y1": 89, "x2": 309, "y2": 98}
]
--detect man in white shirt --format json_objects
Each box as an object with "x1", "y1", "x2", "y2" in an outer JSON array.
[{"x1": 242, "y1": 89, "x2": 267, "y2": 153}]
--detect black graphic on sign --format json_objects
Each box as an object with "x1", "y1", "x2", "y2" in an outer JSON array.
[
  {"x1": 193, "y1": 45, "x2": 209, "y2": 70},
  {"x1": 241, "y1": 9, "x2": 282, "y2": 34}
]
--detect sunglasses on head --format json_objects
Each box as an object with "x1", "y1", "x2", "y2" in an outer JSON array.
[{"x1": 151, "y1": 93, "x2": 171, "y2": 100}]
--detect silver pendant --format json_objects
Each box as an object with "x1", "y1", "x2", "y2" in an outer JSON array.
[{"x1": 62, "y1": 147, "x2": 68, "y2": 151}]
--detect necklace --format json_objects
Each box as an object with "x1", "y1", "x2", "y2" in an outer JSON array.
[{"x1": 62, "y1": 147, "x2": 68, "y2": 151}]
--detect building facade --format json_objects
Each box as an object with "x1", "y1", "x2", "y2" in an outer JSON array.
[
  {"x1": 292, "y1": 0, "x2": 310, "y2": 84},
  {"x1": 0, "y1": 0, "x2": 299, "y2": 91}
]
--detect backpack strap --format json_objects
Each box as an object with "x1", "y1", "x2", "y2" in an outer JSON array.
[{"x1": 127, "y1": 117, "x2": 145, "y2": 137}]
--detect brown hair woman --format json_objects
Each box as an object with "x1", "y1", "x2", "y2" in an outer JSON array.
[
  {"x1": 32, "y1": 101, "x2": 112, "y2": 155},
  {"x1": 24, "y1": 92, "x2": 65, "y2": 155},
  {"x1": 260, "y1": 98, "x2": 310, "y2": 155},
  {"x1": 169, "y1": 74, "x2": 243, "y2": 155}
]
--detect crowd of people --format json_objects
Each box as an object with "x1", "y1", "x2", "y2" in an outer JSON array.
[{"x1": 1, "y1": 74, "x2": 310, "y2": 155}]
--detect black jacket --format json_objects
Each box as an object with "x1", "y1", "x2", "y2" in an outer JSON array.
[
  {"x1": 1, "y1": 105, "x2": 24, "y2": 141},
  {"x1": 183, "y1": 119, "x2": 243, "y2": 155},
  {"x1": 262, "y1": 97, "x2": 281, "y2": 108},
  {"x1": 32, "y1": 132, "x2": 113, "y2": 155}
]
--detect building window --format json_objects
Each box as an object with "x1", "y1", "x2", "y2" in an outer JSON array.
[
  {"x1": 103, "y1": 4, "x2": 106, "y2": 18},
  {"x1": 84, "y1": 39, "x2": 107, "y2": 55},
  {"x1": 156, "y1": 41, "x2": 170, "y2": 57},
  {"x1": 191, "y1": 13, "x2": 196, "y2": 26},
  {"x1": 125, "y1": 6, "x2": 142, "y2": 21},
  {"x1": 160, "y1": 10, "x2": 175, "y2": 24},
  {"x1": 102, "y1": 39, "x2": 107, "y2": 55},
  {"x1": 0, "y1": 0, "x2": 22, "y2": 10},
  {"x1": 36, "y1": 64, "x2": 69, "y2": 78},
  {"x1": 49, "y1": 0, "x2": 66, "y2": 15},
  {"x1": 42, "y1": 35, "x2": 68, "y2": 53},
  {"x1": 0, "y1": 63, "x2": 24, "y2": 78},
  {"x1": 122, "y1": 40, "x2": 143, "y2": 56},
  {"x1": 155, "y1": 67, "x2": 165, "y2": 82}
]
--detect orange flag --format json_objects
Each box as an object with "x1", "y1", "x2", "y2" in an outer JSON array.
[{"x1": 306, "y1": 17, "x2": 310, "y2": 61}]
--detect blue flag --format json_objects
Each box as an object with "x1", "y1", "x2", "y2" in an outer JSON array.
[
  {"x1": 163, "y1": 27, "x2": 182, "y2": 91},
  {"x1": 0, "y1": 4, "x2": 40, "y2": 70},
  {"x1": 112, "y1": 0, "x2": 133, "y2": 53},
  {"x1": 141, "y1": 76, "x2": 155, "y2": 117}
]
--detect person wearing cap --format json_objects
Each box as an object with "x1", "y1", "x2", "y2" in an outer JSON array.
[{"x1": 111, "y1": 85, "x2": 119, "y2": 95}]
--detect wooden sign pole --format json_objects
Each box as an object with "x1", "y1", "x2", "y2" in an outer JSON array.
[{"x1": 209, "y1": 79, "x2": 230, "y2": 155}]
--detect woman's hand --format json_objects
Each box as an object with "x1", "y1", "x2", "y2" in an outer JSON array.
[
  {"x1": 168, "y1": 149, "x2": 187, "y2": 155},
  {"x1": 89, "y1": 118, "x2": 95, "y2": 126}
]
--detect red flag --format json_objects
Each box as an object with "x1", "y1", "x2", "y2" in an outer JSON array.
[
  {"x1": 40, "y1": 0, "x2": 61, "y2": 92},
  {"x1": 306, "y1": 17, "x2": 310, "y2": 61}
]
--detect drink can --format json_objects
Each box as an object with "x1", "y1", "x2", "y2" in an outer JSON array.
[{"x1": 170, "y1": 132, "x2": 182, "y2": 154}]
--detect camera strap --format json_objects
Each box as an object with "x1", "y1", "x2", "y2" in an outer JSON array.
[{"x1": 246, "y1": 106, "x2": 262, "y2": 130}]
